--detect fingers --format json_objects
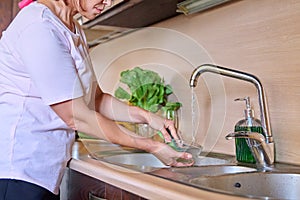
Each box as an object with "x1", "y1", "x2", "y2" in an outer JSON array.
[
  {"x1": 172, "y1": 160, "x2": 194, "y2": 167},
  {"x1": 151, "y1": 143, "x2": 194, "y2": 167},
  {"x1": 170, "y1": 152, "x2": 194, "y2": 167},
  {"x1": 159, "y1": 127, "x2": 172, "y2": 143},
  {"x1": 182, "y1": 152, "x2": 193, "y2": 160},
  {"x1": 160, "y1": 119, "x2": 182, "y2": 145},
  {"x1": 166, "y1": 124, "x2": 178, "y2": 140}
]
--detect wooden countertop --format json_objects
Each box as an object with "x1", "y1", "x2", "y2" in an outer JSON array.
[{"x1": 69, "y1": 141, "x2": 250, "y2": 200}]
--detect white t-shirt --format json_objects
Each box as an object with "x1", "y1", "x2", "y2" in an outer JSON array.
[{"x1": 0, "y1": 2, "x2": 95, "y2": 194}]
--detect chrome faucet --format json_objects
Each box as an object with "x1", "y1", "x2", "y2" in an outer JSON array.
[{"x1": 190, "y1": 64, "x2": 274, "y2": 167}]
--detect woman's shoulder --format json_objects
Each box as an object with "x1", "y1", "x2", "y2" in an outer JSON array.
[
  {"x1": 6, "y1": 2, "x2": 49, "y2": 35},
  {"x1": 17, "y1": 2, "x2": 47, "y2": 23}
]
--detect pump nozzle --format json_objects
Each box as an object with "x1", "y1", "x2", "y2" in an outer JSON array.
[
  {"x1": 235, "y1": 97, "x2": 255, "y2": 122},
  {"x1": 235, "y1": 97, "x2": 251, "y2": 108}
]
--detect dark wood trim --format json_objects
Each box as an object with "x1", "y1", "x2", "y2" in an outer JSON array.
[
  {"x1": 12, "y1": 0, "x2": 21, "y2": 18},
  {"x1": 0, "y1": 0, "x2": 20, "y2": 37},
  {"x1": 68, "y1": 169, "x2": 148, "y2": 200},
  {"x1": 83, "y1": 0, "x2": 184, "y2": 29}
]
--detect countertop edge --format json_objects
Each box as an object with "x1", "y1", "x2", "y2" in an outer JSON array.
[{"x1": 68, "y1": 141, "x2": 248, "y2": 200}]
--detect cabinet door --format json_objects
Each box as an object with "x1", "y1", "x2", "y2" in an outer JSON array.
[
  {"x1": 105, "y1": 184, "x2": 147, "y2": 200},
  {"x1": 67, "y1": 169, "x2": 147, "y2": 200},
  {"x1": 68, "y1": 169, "x2": 105, "y2": 200}
]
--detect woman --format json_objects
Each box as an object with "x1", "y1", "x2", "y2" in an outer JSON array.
[{"x1": 0, "y1": 0, "x2": 193, "y2": 199}]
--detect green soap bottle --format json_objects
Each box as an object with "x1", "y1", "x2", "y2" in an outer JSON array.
[{"x1": 234, "y1": 97, "x2": 264, "y2": 163}]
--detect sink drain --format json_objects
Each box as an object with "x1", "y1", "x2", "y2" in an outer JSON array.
[{"x1": 234, "y1": 182, "x2": 242, "y2": 188}]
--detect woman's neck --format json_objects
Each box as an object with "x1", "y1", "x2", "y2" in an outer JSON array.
[{"x1": 37, "y1": 0, "x2": 77, "y2": 32}]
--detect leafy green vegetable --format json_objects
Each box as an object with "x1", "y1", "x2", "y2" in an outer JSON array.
[
  {"x1": 114, "y1": 67, "x2": 181, "y2": 113},
  {"x1": 114, "y1": 87, "x2": 130, "y2": 100}
]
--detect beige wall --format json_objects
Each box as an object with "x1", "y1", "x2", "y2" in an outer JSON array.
[{"x1": 91, "y1": 0, "x2": 300, "y2": 165}]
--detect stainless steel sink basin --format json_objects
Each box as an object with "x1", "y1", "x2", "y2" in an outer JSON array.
[
  {"x1": 101, "y1": 153, "x2": 169, "y2": 169},
  {"x1": 190, "y1": 172, "x2": 300, "y2": 199},
  {"x1": 84, "y1": 139, "x2": 235, "y2": 172},
  {"x1": 97, "y1": 152, "x2": 300, "y2": 199},
  {"x1": 193, "y1": 156, "x2": 233, "y2": 166},
  {"x1": 83, "y1": 140, "x2": 300, "y2": 199},
  {"x1": 97, "y1": 153, "x2": 234, "y2": 172}
]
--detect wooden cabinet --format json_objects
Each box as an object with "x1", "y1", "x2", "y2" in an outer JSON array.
[
  {"x1": 82, "y1": 0, "x2": 184, "y2": 29},
  {"x1": 63, "y1": 169, "x2": 147, "y2": 200},
  {"x1": 0, "y1": 0, "x2": 19, "y2": 37},
  {"x1": 80, "y1": 0, "x2": 185, "y2": 46}
]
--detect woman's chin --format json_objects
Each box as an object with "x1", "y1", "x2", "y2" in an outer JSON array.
[{"x1": 80, "y1": 13, "x2": 97, "y2": 21}]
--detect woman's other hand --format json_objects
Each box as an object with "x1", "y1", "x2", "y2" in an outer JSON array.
[
  {"x1": 147, "y1": 113, "x2": 182, "y2": 146},
  {"x1": 150, "y1": 142, "x2": 194, "y2": 167}
]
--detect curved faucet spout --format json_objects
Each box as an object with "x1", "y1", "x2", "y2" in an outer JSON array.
[
  {"x1": 190, "y1": 64, "x2": 274, "y2": 166},
  {"x1": 189, "y1": 64, "x2": 273, "y2": 143}
]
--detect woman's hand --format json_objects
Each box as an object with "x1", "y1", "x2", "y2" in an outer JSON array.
[
  {"x1": 150, "y1": 142, "x2": 194, "y2": 167},
  {"x1": 94, "y1": 85, "x2": 181, "y2": 145},
  {"x1": 147, "y1": 112, "x2": 182, "y2": 145}
]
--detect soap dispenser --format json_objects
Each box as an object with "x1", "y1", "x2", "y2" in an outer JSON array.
[{"x1": 234, "y1": 97, "x2": 264, "y2": 163}]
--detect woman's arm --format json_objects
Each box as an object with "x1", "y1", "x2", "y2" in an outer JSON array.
[
  {"x1": 92, "y1": 85, "x2": 149, "y2": 124},
  {"x1": 50, "y1": 97, "x2": 193, "y2": 167},
  {"x1": 92, "y1": 85, "x2": 181, "y2": 143}
]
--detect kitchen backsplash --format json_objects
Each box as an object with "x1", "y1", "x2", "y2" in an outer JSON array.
[{"x1": 91, "y1": 0, "x2": 300, "y2": 165}]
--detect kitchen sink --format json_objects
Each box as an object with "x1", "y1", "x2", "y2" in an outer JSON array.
[
  {"x1": 93, "y1": 152, "x2": 235, "y2": 172},
  {"x1": 82, "y1": 140, "x2": 300, "y2": 199},
  {"x1": 91, "y1": 150, "x2": 300, "y2": 199},
  {"x1": 189, "y1": 171, "x2": 300, "y2": 199},
  {"x1": 101, "y1": 153, "x2": 169, "y2": 169},
  {"x1": 83, "y1": 139, "x2": 234, "y2": 171}
]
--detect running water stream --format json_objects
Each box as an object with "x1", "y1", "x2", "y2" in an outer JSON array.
[{"x1": 191, "y1": 87, "x2": 197, "y2": 144}]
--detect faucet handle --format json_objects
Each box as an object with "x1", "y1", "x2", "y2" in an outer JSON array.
[
  {"x1": 226, "y1": 131, "x2": 274, "y2": 167},
  {"x1": 226, "y1": 131, "x2": 265, "y2": 143}
]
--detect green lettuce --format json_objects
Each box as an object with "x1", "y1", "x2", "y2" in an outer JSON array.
[{"x1": 114, "y1": 67, "x2": 181, "y2": 113}]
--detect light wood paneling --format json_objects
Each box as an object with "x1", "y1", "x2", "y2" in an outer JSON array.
[
  {"x1": 155, "y1": 0, "x2": 300, "y2": 164},
  {"x1": 92, "y1": 0, "x2": 300, "y2": 165}
]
